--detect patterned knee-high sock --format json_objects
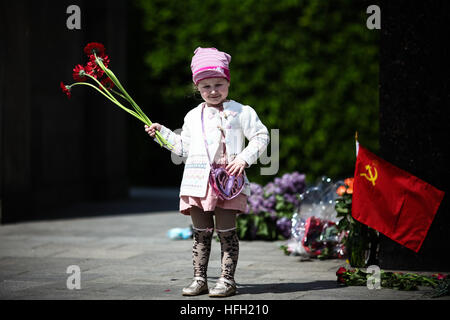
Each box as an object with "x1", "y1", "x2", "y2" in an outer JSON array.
[
  {"x1": 192, "y1": 227, "x2": 214, "y2": 279},
  {"x1": 217, "y1": 228, "x2": 239, "y2": 281}
]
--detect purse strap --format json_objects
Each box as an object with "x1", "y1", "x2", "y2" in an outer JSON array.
[{"x1": 200, "y1": 103, "x2": 214, "y2": 166}]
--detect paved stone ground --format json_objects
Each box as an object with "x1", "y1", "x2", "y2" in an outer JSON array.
[{"x1": 1, "y1": 208, "x2": 448, "y2": 301}]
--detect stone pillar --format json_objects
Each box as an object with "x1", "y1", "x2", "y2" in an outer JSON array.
[
  {"x1": 379, "y1": 1, "x2": 450, "y2": 271},
  {"x1": 0, "y1": 0, "x2": 129, "y2": 223}
]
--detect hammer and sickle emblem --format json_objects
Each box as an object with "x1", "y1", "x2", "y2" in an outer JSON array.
[{"x1": 360, "y1": 164, "x2": 378, "y2": 186}]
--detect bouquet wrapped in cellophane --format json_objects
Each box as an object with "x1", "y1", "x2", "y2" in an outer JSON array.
[{"x1": 60, "y1": 42, "x2": 172, "y2": 149}]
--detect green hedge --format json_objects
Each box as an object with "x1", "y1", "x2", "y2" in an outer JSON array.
[{"x1": 129, "y1": 0, "x2": 379, "y2": 185}]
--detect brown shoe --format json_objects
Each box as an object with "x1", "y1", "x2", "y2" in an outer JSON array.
[
  {"x1": 182, "y1": 277, "x2": 209, "y2": 296},
  {"x1": 208, "y1": 277, "x2": 236, "y2": 297}
]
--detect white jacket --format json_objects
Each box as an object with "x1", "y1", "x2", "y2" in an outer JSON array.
[{"x1": 157, "y1": 100, "x2": 270, "y2": 198}]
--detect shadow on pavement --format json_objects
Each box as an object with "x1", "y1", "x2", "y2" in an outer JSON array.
[
  {"x1": 37, "y1": 187, "x2": 180, "y2": 221},
  {"x1": 237, "y1": 280, "x2": 340, "y2": 295}
]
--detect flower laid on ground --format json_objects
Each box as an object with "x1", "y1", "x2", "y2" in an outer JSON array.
[
  {"x1": 281, "y1": 177, "x2": 347, "y2": 260},
  {"x1": 237, "y1": 172, "x2": 306, "y2": 240},
  {"x1": 60, "y1": 42, "x2": 172, "y2": 149},
  {"x1": 432, "y1": 273, "x2": 448, "y2": 280},
  {"x1": 335, "y1": 177, "x2": 378, "y2": 267},
  {"x1": 336, "y1": 178, "x2": 353, "y2": 196},
  {"x1": 336, "y1": 266, "x2": 449, "y2": 297}
]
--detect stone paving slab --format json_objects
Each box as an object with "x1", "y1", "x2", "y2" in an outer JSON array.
[{"x1": 0, "y1": 211, "x2": 448, "y2": 301}]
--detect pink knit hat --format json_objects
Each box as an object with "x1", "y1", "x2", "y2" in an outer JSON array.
[{"x1": 190, "y1": 47, "x2": 231, "y2": 85}]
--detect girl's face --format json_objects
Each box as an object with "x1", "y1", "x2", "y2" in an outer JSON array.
[{"x1": 197, "y1": 77, "x2": 230, "y2": 107}]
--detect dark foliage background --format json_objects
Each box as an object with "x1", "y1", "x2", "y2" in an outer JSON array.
[{"x1": 126, "y1": 0, "x2": 379, "y2": 187}]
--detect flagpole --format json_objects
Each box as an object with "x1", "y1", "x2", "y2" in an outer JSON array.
[{"x1": 355, "y1": 131, "x2": 359, "y2": 157}]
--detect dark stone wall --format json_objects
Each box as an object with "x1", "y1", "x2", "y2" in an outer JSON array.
[
  {"x1": 0, "y1": 1, "x2": 129, "y2": 223},
  {"x1": 379, "y1": 1, "x2": 450, "y2": 271}
]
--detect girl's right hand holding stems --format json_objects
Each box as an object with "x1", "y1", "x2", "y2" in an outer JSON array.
[{"x1": 145, "y1": 123, "x2": 162, "y2": 138}]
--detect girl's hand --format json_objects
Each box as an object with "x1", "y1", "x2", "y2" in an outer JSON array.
[
  {"x1": 145, "y1": 123, "x2": 162, "y2": 138},
  {"x1": 226, "y1": 158, "x2": 247, "y2": 176}
]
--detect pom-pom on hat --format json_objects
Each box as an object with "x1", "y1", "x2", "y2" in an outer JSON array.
[{"x1": 190, "y1": 47, "x2": 231, "y2": 85}]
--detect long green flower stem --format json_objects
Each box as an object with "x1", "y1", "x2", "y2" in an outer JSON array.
[
  {"x1": 69, "y1": 82, "x2": 142, "y2": 121},
  {"x1": 94, "y1": 54, "x2": 172, "y2": 149},
  {"x1": 94, "y1": 54, "x2": 150, "y2": 124},
  {"x1": 71, "y1": 80, "x2": 168, "y2": 148},
  {"x1": 110, "y1": 88, "x2": 128, "y2": 101},
  {"x1": 85, "y1": 72, "x2": 146, "y2": 124},
  {"x1": 85, "y1": 73, "x2": 116, "y2": 102},
  {"x1": 106, "y1": 68, "x2": 152, "y2": 125},
  {"x1": 85, "y1": 73, "x2": 144, "y2": 123}
]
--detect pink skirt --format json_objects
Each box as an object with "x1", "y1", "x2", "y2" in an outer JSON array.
[
  {"x1": 180, "y1": 181, "x2": 248, "y2": 215},
  {"x1": 181, "y1": 118, "x2": 248, "y2": 215}
]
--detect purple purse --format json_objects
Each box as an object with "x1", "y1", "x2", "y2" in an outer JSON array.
[{"x1": 201, "y1": 105, "x2": 245, "y2": 200}]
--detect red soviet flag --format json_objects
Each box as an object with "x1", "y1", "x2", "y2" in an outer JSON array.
[{"x1": 352, "y1": 145, "x2": 445, "y2": 252}]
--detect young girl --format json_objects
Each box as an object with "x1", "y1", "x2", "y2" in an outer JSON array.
[{"x1": 145, "y1": 47, "x2": 269, "y2": 297}]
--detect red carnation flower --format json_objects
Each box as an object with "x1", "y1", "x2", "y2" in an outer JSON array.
[
  {"x1": 86, "y1": 62, "x2": 103, "y2": 79},
  {"x1": 88, "y1": 54, "x2": 110, "y2": 70},
  {"x1": 336, "y1": 267, "x2": 349, "y2": 285},
  {"x1": 86, "y1": 61, "x2": 104, "y2": 79},
  {"x1": 60, "y1": 81, "x2": 71, "y2": 98},
  {"x1": 432, "y1": 273, "x2": 447, "y2": 280},
  {"x1": 83, "y1": 42, "x2": 105, "y2": 56},
  {"x1": 337, "y1": 275, "x2": 346, "y2": 284},
  {"x1": 336, "y1": 267, "x2": 347, "y2": 276},
  {"x1": 86, "y1": 54, "x2": 109, "y2": 79},
  {"x1": 72, "y1": 64, "x2": 93, "y2": 82},
  {"x1": 101, "y1": 77, "x2": 115, "y2": 90},
  {"x1": 89, "y1": 54, "x2": 110, "y2": 68}
]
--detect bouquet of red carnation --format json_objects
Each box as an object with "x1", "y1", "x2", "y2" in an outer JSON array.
[{"x1": 60, "y1": 42, "x2": 172, "y2": 149}]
